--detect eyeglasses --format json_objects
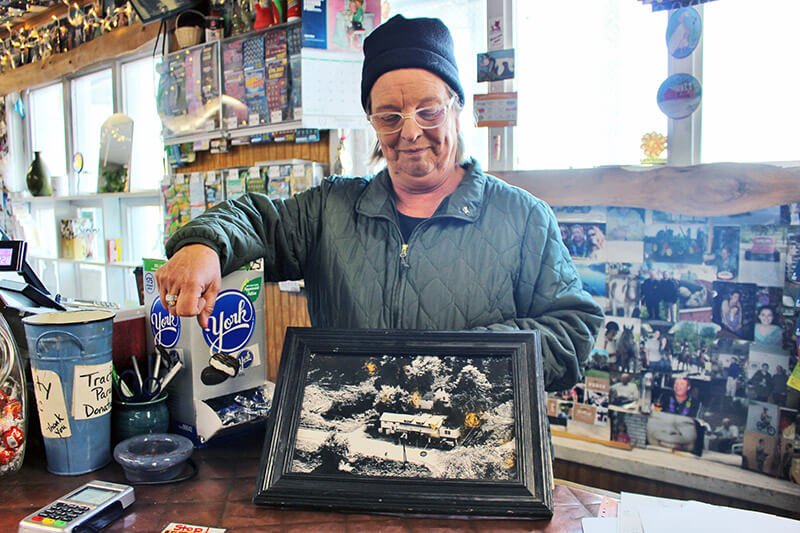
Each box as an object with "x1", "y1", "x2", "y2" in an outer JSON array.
[{"x1": 367, "y1": 96, "x2": 456, "y2": 134}]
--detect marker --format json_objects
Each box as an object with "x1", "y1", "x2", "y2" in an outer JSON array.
[
  {"x1": 158, "y1": 360, "x2": 183, "y2": 392},
  {"x1": 131, "y1": 357, "x2": 144, "y2": 389}
]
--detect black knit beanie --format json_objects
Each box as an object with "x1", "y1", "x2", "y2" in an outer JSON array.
[{"x1": 361, "y1": 14, "x2": 465, "y2": 111}]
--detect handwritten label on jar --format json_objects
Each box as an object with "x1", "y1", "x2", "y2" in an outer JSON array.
[
  {"x1": 72, "y1": 361, "x2": 113, "y2": 420},
  {"x1": 31, "y1": 368, "x2": 72, "y2": 438}
]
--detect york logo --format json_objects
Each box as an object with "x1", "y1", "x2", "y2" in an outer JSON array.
[
  {"x1": 150, "y1": 298, "x2": 181, "y2": 348},
  {"x1": 203, "y1": 290, "x2": 255, "y2": 354}
]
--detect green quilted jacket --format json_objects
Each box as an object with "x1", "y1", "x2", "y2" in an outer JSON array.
[{"x1": 166, "y1": 159, "x2": 603, "y2": 391}]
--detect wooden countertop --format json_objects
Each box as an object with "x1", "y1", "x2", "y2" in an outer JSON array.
[{"x1": 0, "y1": 430, "x2": 614, "y2": 532}]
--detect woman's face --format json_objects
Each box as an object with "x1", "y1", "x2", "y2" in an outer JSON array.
[
  {"x1": 369, "y1": 69, "x2": 460, "y2": 194},
  {"x1": 729, "y1": 292, "x2": 740, "y2": 304},
  {"x1": 758, "y1": 307, "x2": 774, "y2": 325}
]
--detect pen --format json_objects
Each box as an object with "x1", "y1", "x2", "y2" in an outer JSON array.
[
  {"x1": 158, "y1": 360, "x2": 183, "y2": 392},
  {"x1": 131, "y1": 356, "x2": 144, "y2": 389},
  {"x1": 153, "y1": 350, "x2": 162, "y2": 380}
]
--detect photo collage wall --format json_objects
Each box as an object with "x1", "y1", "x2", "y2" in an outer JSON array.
[{"x1": 547, "y1": 204, "x2": 800, "y2": 481}]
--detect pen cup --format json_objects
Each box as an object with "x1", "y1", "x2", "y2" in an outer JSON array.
[{"x1": 112, "y1": 393, "x2": 169, "y2": 444}]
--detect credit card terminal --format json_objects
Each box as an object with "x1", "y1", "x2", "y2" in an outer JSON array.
[{"x1": 18, "y1": 480, "x2": 134, "y2": 533}]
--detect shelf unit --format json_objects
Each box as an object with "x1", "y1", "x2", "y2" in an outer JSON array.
[
  {"x1": 158, "y1": 22, "x2": 367, "y2": 149},
  {"x1": 11, "y1": 190, "x2": 161, "y2": 307}
]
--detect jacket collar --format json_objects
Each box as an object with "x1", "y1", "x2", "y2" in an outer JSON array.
[{"x1": 356, "y1": 157, "x2": 485, "y2": 222}]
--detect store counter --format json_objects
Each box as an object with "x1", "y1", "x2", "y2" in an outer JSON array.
[{"x1": 0, "y1": 430, "x2": 613, "y2": 532}]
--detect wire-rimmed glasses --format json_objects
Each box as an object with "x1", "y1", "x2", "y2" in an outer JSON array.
[{"x1": 367, "y1": 96, "x2": 456, "y2": 134}]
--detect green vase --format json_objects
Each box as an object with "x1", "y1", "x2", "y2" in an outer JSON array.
[
  {"x1": 112, "y1": 393, "x2": 170, "y2": 444},
  {"x1": 26, "y1": 151, "x2": 52, "y2": 196}
]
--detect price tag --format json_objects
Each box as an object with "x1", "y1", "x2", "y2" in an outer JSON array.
[
  {"x1": 31, "y1": 368, "x2": 72, "y2": 438},
  {"x1": 270, "y1": 110, "x2": 283, "y2": 123},
  {"x1": 249, "y1": 167, "x2": 260, "y2": 179},
  {"x1": 203, "y1": 120, "x2": 215, "y2": 131},
  {"x1": 248, "y1": 113, "x2": 260, "y2": 126},
  {"x1": 225, "y1": 117, "x2": 238, "y2": 129},
  {"x1": 267, "y1": 166, "x2": 280, "y2": 179},
  {"x1": 72, "y1": 361, "x2": 113, "y2": 420},
  {"x1": 293, "y1": 107, "x2": 302, "y2": 119}
]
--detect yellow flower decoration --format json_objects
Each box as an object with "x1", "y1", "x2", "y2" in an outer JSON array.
[{"x1": 641, "y1": 132, "x2": 668, "y2": 160}]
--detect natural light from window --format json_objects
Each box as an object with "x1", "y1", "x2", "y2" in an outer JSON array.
[
  {"x1": 29, "y1": 83, "x2": 67, "y2": 181},
  {"x1": 71, "y1": 69, "x2": 113, "y2": 194},
  {"x1": 515, "y1": 2, "x2": 667, "y2": 170},
  {"x1": 122, "y1": 57, "x2": 165, "y2": 191},
  {"x1": 701, "y1": 0, "x2": 800, "y2": 164}
]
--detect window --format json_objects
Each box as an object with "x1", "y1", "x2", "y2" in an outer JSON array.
[
  {"x1": 71, "y1": 69, "x2": 113, "y2": 194},
  {"x1": 701, "y1": 0, "x2": 800, "y2": 163},
  {"x1": 122, "y1": 57, "x2": 165, "y2": 191},
  {"x1": 382, "y1": 0, "x2": 488, "y2": 165},
  {"x1": 514, "y1": 1, "x2": 667, "y2": 170},
  {"x1": 28, "y1": 83, "x2": 68, "y2": 181}
]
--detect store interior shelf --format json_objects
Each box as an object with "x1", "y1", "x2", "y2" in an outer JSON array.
[{"x1": 11, "y1": 190, "x2": 160, "y2": 204}]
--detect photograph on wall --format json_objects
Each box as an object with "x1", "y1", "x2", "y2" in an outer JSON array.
[
  {"x1": 780, "y1": 203, "x2": 800, "y2": 226},
  {"x1": 703, "y1": 396, "x2": 747, "y2": 455},
  {"x1": 738, "y1": 225, "x2": 788, "y2": 288},
  {"x1": 552, "y1": 205, "x2": 606, "y2": 223},
  {"x1": 753, "y1": 286, "x2": 784, "y2": 347},
  {"x1": 742, "y1": 431, "x2": 780, "y2": 476},
  {"x1": 604, "y1": 241, "x2": 644, "y2": 265},
  {"x1": 712, "y1": 281, "x2": 757, "y2": 340},
  {"x1": 575, "y1": 263, "x2": 607, "y2": 301},
  {"x1": 606, "y1": 264, "x2": 642, "y2": 319},
  {"x1": 607, "y1": 207, "x2": 646, "y2": 241},
  {"x1": 610, "y1": 410, "x2": 647, "y2": 448},
  {"x1": 641, "y1": 321, "x2": 674, "y2": 374},
  {"x1": 609, "y1": 371, "x2": 642, "y2": 410},
  {"x1": 745, "y1": 344, "x2": 790, "y2": 404},
  {"x1": 785, "y1": 228, "x2": 800, "y2": 283},
  {"x1": 703, "y1": 226, "x2": 740, "y2": 280},
  {"x1": 477, "y1": 49, "x2": 515, "y2": 82},
  {"x1": 650, "y1": 210, "x2": 708, "y2": 225},
  {"x1": 646, "y1": 410, "x2": 700, "y2": 453},
  {"x1": 712, "y1": 206, "x2": 782, "y2": 227},
  {"x1": 650, "y1": 373, "x2": 703, "y2": 418},
  {"x1": 644, "y1": 223, "x2": 707, "y2": 264},
  {"x1": 710, "y1": 338, "x2": 749, "y2": 397},
  {"x1": 639, "y1": 268, "x2": 681, "y2": 321},
  {"x1": 327, "y1": 0, "x2": 381, "y2": 52},
  {"x1": 668, "y1": 321, "x2": 720, "y2": 380},
  {"x1": 588, "y1": 316, "x2": 640, "y2": 372},
  {"x1": 567, "y1": 403, "x2": 611, "y2": 441},
  {"x1": 558, "y1": 222, "x2": 606, "y2": 261},
  {"x1": 746, "y1": 401, "x2": 780, "y2": 438}
]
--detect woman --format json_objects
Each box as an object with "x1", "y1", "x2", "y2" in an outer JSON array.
[
  {"x1": 720, "y1": 291, "x2": 743, "y2": 336},
  {"x1": 753, "y1": 305, "x2": 781, "y2": 345},
  {"x1": 154, "y1": 15, "x2": 603, "y2": 392}
]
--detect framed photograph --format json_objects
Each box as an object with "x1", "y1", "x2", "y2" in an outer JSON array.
[{"x1": 255, "y1": 328, "x2": 553, "y2": 518}]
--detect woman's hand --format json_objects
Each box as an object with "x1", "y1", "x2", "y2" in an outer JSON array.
[{"x1": 155, "y1": 244, "x2": 222, "y2": 328}]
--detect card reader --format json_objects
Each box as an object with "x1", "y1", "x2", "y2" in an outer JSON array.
[{"x1": 18, "y1": 480, "x2": 134, "y2": 533}]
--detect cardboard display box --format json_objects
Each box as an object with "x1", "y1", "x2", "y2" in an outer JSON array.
[{"x1": 143, "y1": 258, "x2": 272, "y2": 445}]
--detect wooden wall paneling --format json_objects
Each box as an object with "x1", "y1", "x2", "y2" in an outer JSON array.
[
  {"x1": 263, "y1": 283, "x2": 310, "y2": 382},
  {"x1": 176, "y1": 131, "x2": 330, "y2": 173}
]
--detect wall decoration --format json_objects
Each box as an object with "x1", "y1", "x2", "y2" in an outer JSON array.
[
  {"x1": 256, "y1": 328, "x2": 553, "y2": 518},
  {"x1": 640, "y1": 132, "x2": 667, "y2": 165},
  {"x1": 657, "y1": 73, "x2": 702, "y2": 119},
  {"x1": 477, "y1": 49, "x2": 515, "y2": 82},
  {"x1": 666, "y1": 7, "x2": 702, "y2": 59}
]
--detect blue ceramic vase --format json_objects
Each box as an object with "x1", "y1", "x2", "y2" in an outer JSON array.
[{"x1": 112, "y1": 393, "x2": 169, "y2": 443}]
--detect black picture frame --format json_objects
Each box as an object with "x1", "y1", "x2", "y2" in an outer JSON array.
[{"x1": 254, "y1": 328, "x2": 553, "y2": 519}]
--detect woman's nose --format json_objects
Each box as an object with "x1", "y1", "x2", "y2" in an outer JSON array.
[{"x1": 399, "y1": 115, "x2": 423, "y2": 141}]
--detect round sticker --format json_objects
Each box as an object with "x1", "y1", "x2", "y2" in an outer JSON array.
[
  {"x1": 202, "y1": 289, "x2": 256, "y2": 354},
  {"x1": 657, "y1": 73, "x2": 702, "y2": 119},
  {"x1": 666, "y1": 7, "x2": 702, "y2": 59}
]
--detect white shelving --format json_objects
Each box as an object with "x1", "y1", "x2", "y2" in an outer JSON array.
[{"x1": 11, "y1": 190, "x2": 161, "y2": 307}]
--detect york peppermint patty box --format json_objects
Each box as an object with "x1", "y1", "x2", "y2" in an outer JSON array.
[{"x1": 143, "y1": 258, "x2": 271, "y2": 445}]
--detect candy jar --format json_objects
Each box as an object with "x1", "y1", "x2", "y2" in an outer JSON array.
[{"x1": 0, "y1": 313, "x2": 26, "y2": 477}]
